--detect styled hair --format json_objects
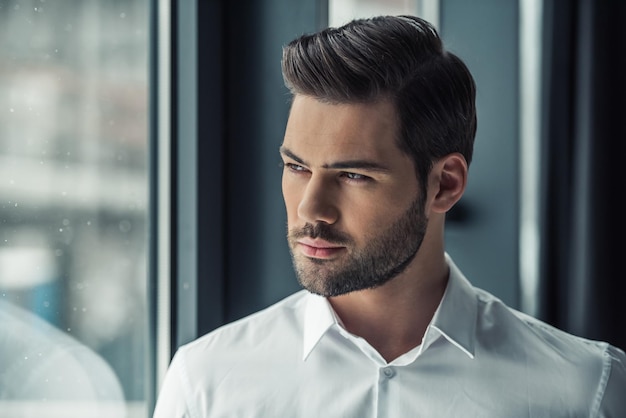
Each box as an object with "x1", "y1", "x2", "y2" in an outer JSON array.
[{"x1": 281, "y1": 15, "x2": 477, "y2": 189}]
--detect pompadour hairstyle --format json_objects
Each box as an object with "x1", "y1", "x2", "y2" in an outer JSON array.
[{"x1": 281, "y1": 15, "x2": 477, "y2": 189}]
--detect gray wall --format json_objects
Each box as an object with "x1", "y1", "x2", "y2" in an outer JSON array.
[{"x1": 441, "y1": 0, "x2": 520, "y2": 307}]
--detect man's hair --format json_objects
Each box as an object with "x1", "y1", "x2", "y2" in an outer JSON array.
[{"x1": 281, "y1": 15, "x2": 477, "y2": 189}]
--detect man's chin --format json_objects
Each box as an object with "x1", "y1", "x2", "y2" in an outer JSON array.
[
  {"x1": 297, "y1": 275, "x2": 340, "y2": 297},
  {"x1": 298, "y1": 275, "x2": 371, "y2": 298}
]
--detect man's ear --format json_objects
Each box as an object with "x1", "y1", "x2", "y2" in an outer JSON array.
[{"x1": 429, "y1": 153, "x2": 468, "y2": 214}]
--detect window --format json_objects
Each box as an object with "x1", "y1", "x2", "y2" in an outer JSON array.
[
  {"x1": 0, "y1": 1, "x2": 150, "y2": 417},
  {"x1": 328, "y1": 0, "x2": 438, "y2": 27}
]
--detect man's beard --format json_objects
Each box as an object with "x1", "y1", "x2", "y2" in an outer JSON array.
[{"x1": 287, "y1": 194, "x2": 428, "y2": 297}]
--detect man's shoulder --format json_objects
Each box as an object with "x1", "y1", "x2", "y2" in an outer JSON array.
[
  {"x1": 475, "y1": 287, "x2": 614, "y2": 360},
  {"x1": 469, "y1": 287, "x2": 626, "y2": 414},
  {"x1": 178, "y1": 289, "x2": 309, "y2": 359},
  {"x1": 474, "y1": 287, "x2": 624, "y2": 387},
  {"x1": 154, "y1": 290, "x2": 313, "y2": 417}
]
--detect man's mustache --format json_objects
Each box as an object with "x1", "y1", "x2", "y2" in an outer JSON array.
[{"x1": 289, "y1": 223, "x2": 351, "y2": 245}]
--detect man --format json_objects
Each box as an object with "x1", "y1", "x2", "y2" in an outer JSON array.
[{"x1": 154, "y1": 15, "x2": 625, "y2": 417}]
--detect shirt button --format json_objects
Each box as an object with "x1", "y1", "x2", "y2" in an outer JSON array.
[{"x1": 382, "y1": 367, "x2": 396, "y2": 379}]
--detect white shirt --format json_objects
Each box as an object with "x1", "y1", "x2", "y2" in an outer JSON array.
[{"x1": 153, "y1": 256, "x2": 626, "y2": 417}]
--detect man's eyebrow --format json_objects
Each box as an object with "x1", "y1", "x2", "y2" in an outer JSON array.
[
  {"x1": 323, "y1": 160, "x2": 391, "y2": 172},
  {"x1": 279, "y1": 146, "x2": 391, "y2": 173},
  {"x1": 279, "y1": 146, "x2": 306, "y2": 165}
]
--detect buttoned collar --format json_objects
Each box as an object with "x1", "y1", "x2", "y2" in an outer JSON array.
[{"x1": 302, "y1": 254, "x2": 477, "y2": 361}]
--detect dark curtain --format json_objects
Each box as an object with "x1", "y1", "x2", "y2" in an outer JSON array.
[{"x1": 540, "y1": 0, "x2": 626, "y2": 350}]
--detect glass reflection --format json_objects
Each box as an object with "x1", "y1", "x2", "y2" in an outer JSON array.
[{"x1": 0, "y1": 0, "x2": 149, "y2": 416}]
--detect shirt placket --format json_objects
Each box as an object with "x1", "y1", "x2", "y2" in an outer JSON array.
[{"x1": 335, "y1": 326, "x2": 409, "y2": 418}]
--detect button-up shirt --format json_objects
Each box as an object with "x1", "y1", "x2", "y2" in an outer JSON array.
[{"x1": 153, "y1": 256, "x2": 626, "y2": 417}]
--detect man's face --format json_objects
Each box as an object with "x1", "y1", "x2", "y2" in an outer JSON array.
[{"x1": 280, "y1": 95, "x2": 428, "y2": 297}]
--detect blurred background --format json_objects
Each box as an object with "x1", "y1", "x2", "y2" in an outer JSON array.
[
  {"x1": 0, "y1": 0, "x2": 623, "y2": 417},
  {"x1": 0, "y1": 0, "x2": 148, "y2": 416}
]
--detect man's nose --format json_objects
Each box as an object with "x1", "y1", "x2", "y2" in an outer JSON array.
[{"x1": 297, "y1": 176, "x2": 339, "y2": 225}]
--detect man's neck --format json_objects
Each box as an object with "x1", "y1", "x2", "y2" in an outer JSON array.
[{"x1": 328, "y1": 253, "x2": 449, "y2": 363}]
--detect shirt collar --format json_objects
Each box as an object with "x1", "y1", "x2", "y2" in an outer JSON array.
[
  {"x1": 302, "y1": 253, "x2": 477, "y2": 361},
  {"x1": 423, "y1": 254, "x2": 477, "y2": 359},
  {"x1": 303, "y1": 292, "x2": 337, "y2": 360}
]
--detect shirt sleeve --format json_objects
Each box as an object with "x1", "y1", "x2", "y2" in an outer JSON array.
[
  {"x1": 596, "y1": 344, "x2": 626, "y2": 417},
  {"x1": 152, "y1": 350, "x2": 194, "y2": 418}
]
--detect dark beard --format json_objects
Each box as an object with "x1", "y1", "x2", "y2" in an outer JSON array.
[{"x1": 287, "y1": 193, "x2": 427, "y2": 296}]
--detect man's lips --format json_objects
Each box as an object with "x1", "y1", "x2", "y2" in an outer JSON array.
[{"x1": 296, "y1": 238, "x2": 346, "y2": 259}]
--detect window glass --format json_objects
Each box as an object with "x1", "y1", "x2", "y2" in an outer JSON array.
[
  {"x1": 0, "y1": 1, "x2": 150, "y2": 417},
  {"x1": 329, "y1": 0, "x2": 419, "y2": 26}
]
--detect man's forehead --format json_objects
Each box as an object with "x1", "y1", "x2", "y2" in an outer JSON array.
[
  {"x1": 281, "y1": 98, "x2": 407, "y2": 171},
  {"x1": 282, "y1": 95, "x2": 400, "y2": 154},
  {"x1": 280, "y1": 132, "x2": 397, "y2": 168}
]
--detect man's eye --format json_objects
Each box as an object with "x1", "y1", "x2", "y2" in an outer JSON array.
[
  {"x1": 343, "y1": 172, "x2": 370, "y2": 181},
  {"x1": 285, "y1": 163, "x2": 307, "y2": 172}
]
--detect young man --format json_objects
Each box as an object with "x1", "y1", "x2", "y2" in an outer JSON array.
[{"x1": 154, "y1": 16, "x2": 625, "y2": 417}]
